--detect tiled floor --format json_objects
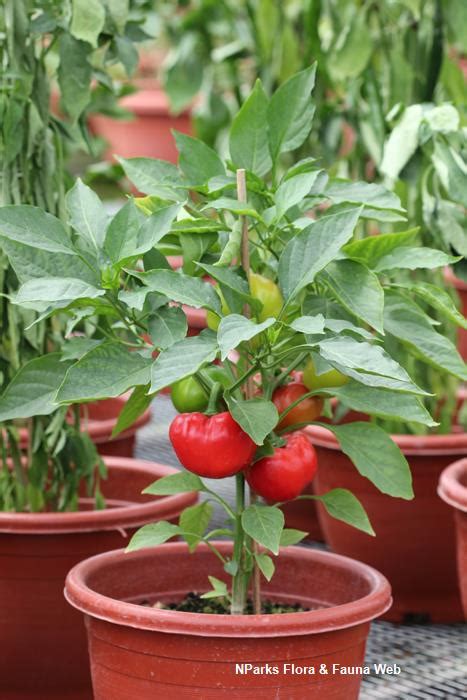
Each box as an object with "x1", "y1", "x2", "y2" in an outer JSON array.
[{"x1": 135, "y1": 396, "x2": 467, "y2": 699}]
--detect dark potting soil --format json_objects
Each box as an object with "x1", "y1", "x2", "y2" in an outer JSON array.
[{"x1": 141, "y1": 591, "x2": 310, "y2": 614}]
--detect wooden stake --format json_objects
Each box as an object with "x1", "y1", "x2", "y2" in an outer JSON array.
[{"x1": 236, "y1": 168, "x2": 261, "y2": 615}]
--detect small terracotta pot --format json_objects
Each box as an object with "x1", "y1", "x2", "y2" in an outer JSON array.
[
  {"x1": 0, "y1": 457, "x2": 197, "y2": 699},
  {"x1": 305, "y1": 421, "x2": 467, "y2": 623},
  {"x1": 438, "y1": 458, "x2": 467, "y2": 620},
  {"x1": 88, "y1": 85, "x2": 192, "y2": 164},
  {"x1": 65, "y1": 542, "x2": 391, "y2": 699},
  {"x1": 443, "y1": 267, "x2": 467, "y2": 360}
]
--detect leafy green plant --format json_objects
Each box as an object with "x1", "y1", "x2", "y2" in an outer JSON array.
[
  {"x1": 0, "y1": 68, "x2": 465, "y2": 611},
  {"x1": 0, "y1": 0, "x2": 149, "y2": 511}
]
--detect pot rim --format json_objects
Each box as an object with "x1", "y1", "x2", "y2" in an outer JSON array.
[
  {"x1": 438, "y1": 458, "x2": 467, "y2": 512},
  {"x1": 0, "y1": 457, "x2": 197, "y2": 534},
  {"x1": 305, "y1": 423, "x2": 467, "y2": 456},
  {"x1": 64, "y1": 542, "x2": 392, "y2": 638}
]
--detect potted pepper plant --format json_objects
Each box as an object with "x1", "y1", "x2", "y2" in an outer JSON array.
[{"x1": 0, "y1": 67, "x2": 461, "y2": 697}]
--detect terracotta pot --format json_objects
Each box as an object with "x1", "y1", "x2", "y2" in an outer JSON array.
[
  {"x1": 305, "y1": 420, "x2": 467, "y2": 623},
  {"x1": 88, "y1": 85, "x2": 192, "y2": 164},
  {"x1": 0, "y1": 457, "x2": 197, "y2": 699},
  {"x1": 443, "y1": 267, "x2": 467, "y2": 360},
  {"x1": 65, "y1": 542, "x2": 391, "y2": 699},
  {"x1": 438, "y1": 458, "x2": 467, "y2": 620},
  {"x1": 18, "y1": 395, "x2": 151, "y2": 458}
]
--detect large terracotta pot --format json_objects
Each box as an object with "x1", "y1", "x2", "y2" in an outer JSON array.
[
  {"x1": 0, "y1": 457, "x2": 197, "y2": 700},
  {"x1": 438, "y1": 458, "x2": 467, "y2": 620},
  {"x1": 88, "y1": 85, "x2": 192, "y2": 164},
  {"x1": 305, "y1": 421, "x2": 467, "y2": 623},
  {"x1": 19, "y1": 395, "x2": 151, "y2": 458},
  {"x1": 65, "y1": 542, "x2": 391, "y2": 699},
  {"x1": 443, "y1": 267, "x2": 467, "y2": 360}
]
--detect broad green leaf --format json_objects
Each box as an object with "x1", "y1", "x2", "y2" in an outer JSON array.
[
  {"x1": 104, "y1": 0, "x2": 129, "y2": 32},
  {"x1": 218, "y1": 315, "x2": 275, "y2": 359},
  {"x1": 384, "y1": 292, "x2": 467, "y2": 381},
  {"x1": 229, "y1": 79, "x2": 272, "y2": 176},
  {"x1": 0, "y1": 354, "x2": 70, "y2": 421},
  {"x1": 115, "y1": 35, "x2": 138, "y2": 76},
  {"x1": 216, "y1": 220, "x2": 242, "y2": 267},
  {"x1": 103, "y1": 200, "x2": 143, "y2": 263},
  {"x1": 0, "y1": 205, "x2": 74, "y2": 254},
  {"x1": 131, "y1": 269, "x2": 221, "y2": 312},
  {"x1": 324, "y1": 423, "x2": 414, "y2": 499},
  {"x1": 325, "y1": 180, "x2": 404, "y2": 212},
  {"x1": 174, "y1": 131, "x2": 225, "y2": 184},
  {"x1": 254, "y1": 553, "x2": 275, "y2": 581},
  {"x1": 61, "y1": 338, "x2": 103, "y2": 362},
  {"x1": 13, "y1": 278, "x2": 104, "y2": 311},
  {"x1": 267, "y1": 65, "x2": 317, "y2": 161},
  {"x1": 343, "y1": 229, "x2": 419, "y2": 267},
  {"x1": 148, "y1": 306, "x2": 188, "y2": 349},
  {"x1": 327, "y1": 10, "x2": 372, "y2": 81},
  {"x1": 275, "y1": 170, "x2": 322, "y2": 219},
  {"x1": 118, "y1": 157, "x2": 187, "y2": 200},
  {"x1": 57, "y1": 342, "x2": 152, "y2": 403},
  {"x1": 332, "y1": 382, "x2": 437, "y2": 427},
  {"x1": 172, "y1": 218, "x2": 226, "y2": 235},
  {"x1": 225, "y1": 396, "x2": 278, "y2": 446},
  {"x1": 180, "y1": 502, "x2": 213, "y2": 552},
  {"x1": 150, "y1": 330, "x2": 218, "y2": 393},
  {"x1": 278, "y1": 206, "x2": 362, "y2": 301},
  {"x1": 203, "y1": 198, "x2": 262, "y2": 221},
  {"x1": 197, "y1": 264, "x2": 251, "y2": 302},
  {"x1": 318, "y1": 336, "x2": 427, "y2": 395},
  {"x1": 70, "y1": 0, "x2": 105, "y2": 47},
  {"x1": 397, "y1": 281, "x2": 467, "y2": 329},
  {"x1": 133, "y1": 204, "x2": 181, "y2": 257},
  {"x1": 112, "y1": 384, "x2": 152, "y2": 438},
  {"x1": 118, "y1": 288, "x2": 152, "y2": 311},
  {"x1": 432, "y1": 138, "x2": 467, "y2": 207},
  {"x1": 242, "y1": 504, "x2": 284, "y2": 555},
  {"x1": 289, "y1": 315, "x2": 325, "y2": 334},
  {"x1": 126, "y1": 521, "x2": 180, "y2": 552},
  {"x1": 163, "y1": 33, "x2": 204, "y2": 113},
  {"x1": 311, "y1": 489, "x2": 374, "y2": 535},
  {"x1": 319, "y1": 260, "x2": 384, "y2": 333},
  {"x1": 200, "y1": 576, "x2": 229, "y2": 600},
  {"x1": 279, "y1": 528, "x2": 308, "y2": 546},
  {"x1": 375, "y1": 247, "x2": 459, "y2": 273},
  {"x1": 66, "y1": 179, "x2": 108, "y2": 252},
  {"x1": 380, "y1": 104, "x2": 425, "y2": 181},
  {"x1": 143, "y1": 471, "x2": 206, "y2": 495},
  {"x1": 324, "y1": 319, "x2": 373, "y2": 340},
  {"x1": 58, "y1": 34, "x2": 92, "y2": 121}
]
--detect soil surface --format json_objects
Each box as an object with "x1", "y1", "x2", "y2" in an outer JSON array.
[{"x1": 141, "y1": 591, "x2": 310, "y2": 614}]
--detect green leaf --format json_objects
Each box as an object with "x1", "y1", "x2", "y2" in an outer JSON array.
[
  {"x1": 318, "y1": 336, "x2": 427, "y2": 395},
  {"x1": 278, "y1": 206, "x2": 362, "y2": 301},
  {"x1": 215, "y1": 220, "x2": 242, "y2": 267},
  {"x1": 288, "y1": 315, "x2": 325, "y2": 334},
  {"x1": 218, "y1": 315, "x2": 275, "y2": 359},
  {"x1": 225, "y1": 396, "x2": 278, "y2": 446},
  {"x1": 180, "y1": 502, "x2": 213, "y2": 552},
  {"x1": 66, "y1": 179, "x2": 108, "y2": 252},
  {"x1": 229, "y1": 79, "x2": 272, "y2": 177},
  {"x1": 58, "y1": 34, "x2": 92, "y2": 121},
  {"x1": 174, "y1": 131, "x2": 225, "y2": 185},
  {"x1": 150, "y1": 330, "x2": 218, "y2": 393},
  {"x1": 61, "y1": 338, "x2": 103, "y2": 362},
  {"x1": 384, "y1": 292, "x2": 467, "y2": 381},
  {"x1": 131, "y1": 269, "x2": 221, "y2": 312},
  {"x1": 133, "y1": 204, "x2": 181, "y2": 257},
  {"x1": 325, "y1": 180, "x2": 404, "y2": 213},
  {"x1": 105, "y1": 0, "x2": 129, "y2": 33},
  {"x1": 118, "y1": 157, "x2": 187, "y2": 200},
  {"x1": 319, "y1": 260, "x2": 384, "y2": 333},
  {"x1": 375, "y1": 247, "x2": 459, "y2": 273},
  {"x1": 398, "y1": 281, "x2": 467, "y2": 329},
  {"x1": 254, "y1": 553, "x2": 275, "y2": 582},
  {"x1": 0, "y1": 354, "x2": 70, "y2": 421},
  {"x1": 115, "y1": 35, "x2": 138, "y2": 76},
  {"x1": 343, "y1": 229, "x2": 419, "y2": 267},
  {"x1": 279, "y1": 528, "x2": 308, "y2": 546},
  {"x1": 103, "y1": 200, "x2": 143, "y2": 264},
  {"x1": 275, "y1": 170, "x2": 322, "y2": 219},
  {"x1": 324, "y1": 423, "x2": 413, "y2": 499},
  {"x1": 112, "y1": 385, "x2": 152, "y2": 438},
  {"x1": 126, "y1": 521, "x2": 180, "y2": 552},
  {"x1": 0, "y1": 205, "x2": 74, "y2": 254},
  {"x1": 148, "y1": 306, "x2": 188, "y2": 349},
  {"x1": 312, "y1": 489, "x2": 374, "y2": 535},
  {"x1": 432, "y1": 138, "x2": 467, "y2": 207},
  {"x1": 380, "y1": 104, "x2": 425, "y2": 181},
  {"x1": 242, "y1": 505, "x2": 284, "y2": 555},
  {"x1": 332, "y1": 382, "x2": 437, "y2": 427},
  {"x1": 196, "y1": 264, "x2": 251, "y2": 305},
  {"x1": 203, "y1": 198, "x2": 262, "y2": 221},
  {"x1": 13, "y1": 278, "x2": 104, "y2": 312},
  {"x1": 143, "y1": 471, "x2": 206, "y2": 495},
  {"x1": 200, "y1": 576, "x2": 229, "y2": 600},
  {"x1": 70, "y1": 0, "x2": 105, "y2": 47},
  {"x1": 267, "y1": 65, "x2": 316, "y2": 160},
  {"x1": 57, "y1": 342, "x2": 152, "y2": 403},
  {"x1": 327, "y1": 10, "x2": 373, "y2": 81}
]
